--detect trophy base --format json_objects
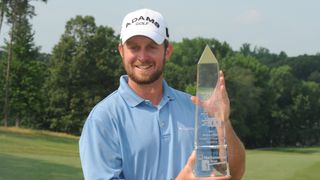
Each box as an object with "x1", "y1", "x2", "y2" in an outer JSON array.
[{"x1": 194, "y1": 146, "x2": 230, "y2": 177}]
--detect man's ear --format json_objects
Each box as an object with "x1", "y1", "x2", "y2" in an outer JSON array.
[
  {"x1": 165, "y1": 43, "x2": 174, "y2": 61},
  {"x1": 118, "y1": 43, "x2": 124, "y2": 58}
]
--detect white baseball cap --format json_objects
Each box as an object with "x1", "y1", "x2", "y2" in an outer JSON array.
[{"x1": 120, "y1": 8, "x2": 169, "y2": 44}]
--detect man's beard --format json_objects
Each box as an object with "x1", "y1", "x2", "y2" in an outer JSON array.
[{"x1": 125, "y1": 58, "x2": 166, "y2": 85}]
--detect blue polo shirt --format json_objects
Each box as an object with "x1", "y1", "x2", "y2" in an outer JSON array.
[{"x1": 79, "y1": 75, "x2": 195, "y2": 180}]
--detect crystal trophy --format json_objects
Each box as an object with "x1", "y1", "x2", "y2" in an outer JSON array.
[{"x1": 194, "y1": 45, "x2": 230, "y2": 177}]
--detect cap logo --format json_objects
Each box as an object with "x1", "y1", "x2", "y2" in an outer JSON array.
[{"x1": 126, "y1": 16, "x2": 160, "y2": 29}]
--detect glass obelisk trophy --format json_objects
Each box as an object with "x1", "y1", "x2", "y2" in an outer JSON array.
[{"x1": 194, "y1": 45, "x2": 230, "y2": 177}]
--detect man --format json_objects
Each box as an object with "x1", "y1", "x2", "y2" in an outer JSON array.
[{"x1": 79, "y1": 8, "x2": 245, "y2": 180}]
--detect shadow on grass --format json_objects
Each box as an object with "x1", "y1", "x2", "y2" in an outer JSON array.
[
  {"x1": 0, "y1": 129, "x2": 78, "y2": 145},
  {"x1": 0, "y1": 153, "x2": 83, "y2": 180}
]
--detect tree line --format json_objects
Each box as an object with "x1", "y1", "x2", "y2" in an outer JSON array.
[{"x1": 0, "y1": 6, "x2": 319, "y2": 148}]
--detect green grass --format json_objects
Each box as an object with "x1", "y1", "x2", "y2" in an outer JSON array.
[
  {"x1": 0, "y1": 127, "x2": 83, "y2": 180},
  {"x1": 243, "y1": 147, "x2": 320, "y2": 180},
  {"x1": 1, "y1": 127, "x2": 320, "y2": 180}
]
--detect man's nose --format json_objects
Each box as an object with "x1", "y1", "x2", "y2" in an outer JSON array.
[{"x1": 137, "y1": 49, "x2": 148, "y2": 61}]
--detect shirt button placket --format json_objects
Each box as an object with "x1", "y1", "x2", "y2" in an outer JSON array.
[{"x1": 157, "y1": 108, "x2": 165, "y2": 133}]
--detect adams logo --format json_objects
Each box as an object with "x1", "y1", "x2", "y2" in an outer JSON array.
[{"x1": 126, "y1": 16, "x2": 160, "y2": 28}]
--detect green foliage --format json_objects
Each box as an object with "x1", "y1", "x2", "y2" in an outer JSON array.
[
  {"x1": 185, "y1": 83, "x2": 196, "y2": 95},
  {"x1": 277, "y1": 55, "x2": 320, "y2": 81},
  {"x1": 171, "y1": 37, "x2": 233, "y2": 66},
  {"x1": 221, "y1": 54, "x2": 270, "y2": 147},
  {"x1": 239, "y1": 43, "x2": 288, "y2": 66},
  {"x1": 0, "y1": 3, "x2": 46, "y2": 127},
  {"x1": 1, "y1": 10, "x2": 320, "y2": 148},
  {"x1": 45, "y1": 15, "x2": 123, "y2": 134},
  {"x1": 165, "y1": 37, "x2": 233, "y2": 92}
]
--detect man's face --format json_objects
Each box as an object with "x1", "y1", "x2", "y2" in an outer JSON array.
[{"x1": 119, "y1": 36, "x2": 169, "y2": 85}]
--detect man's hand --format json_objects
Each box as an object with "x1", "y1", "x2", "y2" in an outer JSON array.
[
  {"x1": 190, "y1": 70, "x2": 246, "y2": 180},
  {"x1": 175, "y1": 151, "x2": 231, "y2": 180},
  {"x1": 191, "y1": 71, "x2": 230, "y2": 122}
]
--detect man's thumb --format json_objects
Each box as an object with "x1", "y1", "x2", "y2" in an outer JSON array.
[{"x1": 187, "y1": 150, "x2": 196, "y2": 169}]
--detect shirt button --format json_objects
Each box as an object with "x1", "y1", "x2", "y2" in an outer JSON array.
[{"x1": 159, "y1": 121, "x2": 165, "y2": 128}]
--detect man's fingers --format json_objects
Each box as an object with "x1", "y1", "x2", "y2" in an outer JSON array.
[
  {"x1": 191, "y1": 96, "x2": 203, "y2": 106},
  {"x1": 187, "y1": 150, "x2": 196, "y2": 169},
  {"x1": 218, "y1": 71, "x2": 225, "y2": 91},
  {"x1": 200, "y1": 175, "x2": 232, "y2": 180}
]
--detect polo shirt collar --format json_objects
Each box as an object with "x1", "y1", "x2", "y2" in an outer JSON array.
[
  {"x1": 159, "y1": 80, "x2": 175, "y2": 107},
  {"x1": 118, "y1": 75, "x2": 175, "y2": 108}
]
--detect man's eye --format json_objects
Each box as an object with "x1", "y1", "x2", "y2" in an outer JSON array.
[
  {"x1": 148, "y1": 45, "x2": 158, "y2": 50},
  {"x1": 127, "y1": 46, "x2": 138, "y2": 51}
]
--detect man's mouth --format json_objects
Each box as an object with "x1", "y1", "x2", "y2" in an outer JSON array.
[{"x1": 135, "y1": 64, "x2": 153, "y2": 70}]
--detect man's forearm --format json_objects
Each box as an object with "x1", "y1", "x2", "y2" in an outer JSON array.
[{"x1": 225, "y1": 120, "x2": 246, "y2": 180}]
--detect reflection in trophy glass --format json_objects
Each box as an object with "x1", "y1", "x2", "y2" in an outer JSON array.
[{"x1": 194, "y1": 45, "x2": 230, "y2": 177}]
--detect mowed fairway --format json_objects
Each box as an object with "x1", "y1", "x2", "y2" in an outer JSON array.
[
  {"x1": 0, "y1": 127, "x2": 83, "y2": 180},
  {"x1": 1, "y1": 127, "x2": 320, "y2": 180},
  {"x1": 243, "y1": 147, "x2": 320, "y2": 180}
]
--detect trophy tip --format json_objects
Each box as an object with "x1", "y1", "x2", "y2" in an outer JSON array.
[{"x1": 198, "y1": 45, "x2": 218, "y2": 64}]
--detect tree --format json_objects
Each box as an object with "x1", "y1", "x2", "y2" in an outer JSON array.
[
  {"x1": 171, "y1": 37, "x2": 233, "y2": 66},
  {"x1": 46, "y1": 16, "x2": 122, "y2": 134},
  {"x1": 239, "y1": 43, "x2": 251, "y2": 56},
  {"x1": 2, "y1": 0, "x2": 47, "y2": 127},
  {"x1": 268, "y1": 65, "x2": 300, "y2": 146},
  {"x1": 285, "y1": 55, "x2": 320, "y2": 81},
  {"x1": 221, "y1": 53, "x2": 270, "y2": 147},
  {"x1": 0, "y1": 0, "x2": 9, "y2": 35},
  {"x1": 165, "y1": 37, "x2": 233, "y2": 92},
  {"x1": 308, "y1": 71, "x2": 320, "y2": 83}
]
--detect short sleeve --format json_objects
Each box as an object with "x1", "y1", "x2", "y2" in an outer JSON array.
[{"x1": 79, "y1": 106, "x2": 124, "y2": 180}]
